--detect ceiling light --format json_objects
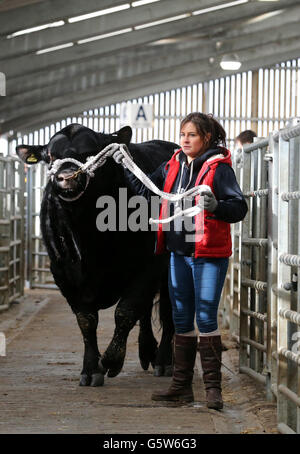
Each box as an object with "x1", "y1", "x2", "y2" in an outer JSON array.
[
  {"x1": 134, "y1": 14, "x2": 189, "y2": 30},
  {"x1": 36, "y1": 42, "x2": 74, "y2": 55},
  {"x1": 192, "y1": 0, "x2": 248, "y2": 15},
  {"x1": 220, "y1": 54, "x2": 241, "y2": 70},
  {"x1": 132, "y1": 0, "x2": 160, "y2": 6},
  {"x1": 7, "y1": 20, "x2": 64, "y2": 38},
  {"x1": 68, "y1": 4, "x2": 130, "y2": 23}
]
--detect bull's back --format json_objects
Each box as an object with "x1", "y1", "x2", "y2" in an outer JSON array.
[{"x1": 128, "y1": 140, "x2": 179, "y2": 174}]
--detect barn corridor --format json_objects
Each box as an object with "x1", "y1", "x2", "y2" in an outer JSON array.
[{"x1": 0, "y1": 289, "x2": 277, "y2": 435}]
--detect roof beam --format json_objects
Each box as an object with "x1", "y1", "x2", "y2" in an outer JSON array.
[
  {"x1": 6, "y1": 3, "x2": 300, "y2": 96},
  {"x1": 2, "y1": 15, "x2": 300, "y2": 114},
  {"x1": 0, "y1": 0, "x2": 41, "y2": 13},
  {"x1": 1, "y1": 0, "x2": 231, "y2": 58},
  {"x1": 0, "y1": 0, "x2": 129, "y2": 36},
  {"x1": 1, "y1": 0, "x2": 297, "y2": 78},
  {"x1": 1, "y1": 41, "x2": 214, "y2": 115},
  {"x1": 3, "y1": 36, "x2": 300, "y2": 135},
  {"x1": 221, "y1": 3, "x2": 300, "y2": 39},
  {"x1": 6, "y1": 48, "x2": 160, "y2": 96}
]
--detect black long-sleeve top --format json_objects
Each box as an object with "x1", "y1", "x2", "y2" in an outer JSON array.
[{"x1": 123, "y1": 147, "x2": 248, "y2": 256}]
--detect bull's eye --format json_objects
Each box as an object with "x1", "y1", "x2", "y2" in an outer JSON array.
[{"x1": 48, "y1": 156, "x2": 57, "y2": 170}]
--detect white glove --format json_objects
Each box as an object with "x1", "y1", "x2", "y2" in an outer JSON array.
[{"x1": 201, "y1": 190, "x2": 218, "y2": 213}]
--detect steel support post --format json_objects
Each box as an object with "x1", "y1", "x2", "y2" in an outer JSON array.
[
  {"x1": 240, "y1": 147, "x2": 252, "y2": 371},
  {"x1": 287, "y1": 135, "x2": 299, "y2": 431},
  {"x1": 250, "y1": 147, "x2": 258, "y2": 371},
  {"x1": 277, "y1": 134, "x2": 293, "y2": 432},
  {"x1": 267, "y1": 134, "x2": 278, "y2": 402}
]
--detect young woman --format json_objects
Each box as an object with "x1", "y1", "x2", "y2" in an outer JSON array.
[{"x1": 113, "y1": 112, "x2": 248, "y2": 410}]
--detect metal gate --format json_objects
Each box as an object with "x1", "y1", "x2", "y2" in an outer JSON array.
[
  {"x1": 25, "y1": 164, "x2": 55, "y2": 289},
  {"x1": 0, "y1": 154, "x2": 25, "y2": 310},
  {"x1": 222, "y1": 122, "x2": 300, "y2": 434}
]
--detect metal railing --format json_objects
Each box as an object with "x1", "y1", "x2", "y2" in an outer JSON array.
[
  {"x1": 221, "y1": 121, "x2": 300, "y2": 434},
  {"x1": 0, "y1": 154, "x2": 25, "y2": 310},
  {"x1": 26, "y1": 164, "x2": 56, "y2": 289}
]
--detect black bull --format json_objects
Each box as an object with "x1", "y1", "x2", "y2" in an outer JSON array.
[{"x1": 16, "y1": 123, "x2": 177, "y2": 387}]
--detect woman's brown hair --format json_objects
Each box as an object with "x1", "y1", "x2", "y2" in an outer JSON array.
[{"x1": 180, "y1": 112, "x2": 227, "y2": 149}]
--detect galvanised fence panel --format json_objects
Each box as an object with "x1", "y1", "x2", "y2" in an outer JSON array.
[
  {"x1": 224, "y1": 123, "x2": 300, "y2": 434},
  {"x1": 0, "y1": 154, "x2": 25, "y2": 310}
]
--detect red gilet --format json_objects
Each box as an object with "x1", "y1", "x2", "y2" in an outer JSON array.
[{"x1": 155, "y1": 148, "x2": 232, "y2": 258}]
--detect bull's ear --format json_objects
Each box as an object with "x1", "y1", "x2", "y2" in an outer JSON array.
[
  {"x1": 111, "y1": 126, "x2": 132, "y2": 146},
  {"x1": 16, "y1": 145, "x2": 49, "y2": 164}
]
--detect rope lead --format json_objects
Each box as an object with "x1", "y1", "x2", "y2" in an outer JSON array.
[{"x1": 47, "y1": 143, "x2": 210, "y2": 224}]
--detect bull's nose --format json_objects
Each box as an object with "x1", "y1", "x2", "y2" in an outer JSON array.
[
  {"x1": 55, "y1": 171, "x2": 78, "y2": 189},
  {"x1": 56, "y1": 172, "x2": 74, "y2": 181}
]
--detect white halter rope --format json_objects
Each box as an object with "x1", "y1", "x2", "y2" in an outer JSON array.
[
  {"x1": 47, "y1": 142, "x2": 120, "y2": 179},
  {"x1": 47, "y1": 142, "x2": 211, "y2": 223},
  {"x1": 47, "y1": 143, "x2": 121, "y2": 202},
  {"x1": 111, "y1": 144, "x2": 211, "y2": 225}
]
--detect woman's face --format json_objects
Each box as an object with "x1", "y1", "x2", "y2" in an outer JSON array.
[{"x1": 180, "y1": 122, "x2": 210, "y2": 163}]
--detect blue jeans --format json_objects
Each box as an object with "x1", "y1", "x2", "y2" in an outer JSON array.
[{"x1": 168, "y1": 252, "x2": 229, "y2": 334}]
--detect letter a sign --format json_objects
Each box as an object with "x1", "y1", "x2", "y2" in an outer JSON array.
[{"x1": 120, "y1": 103, "x2": 153, "y2": 129}]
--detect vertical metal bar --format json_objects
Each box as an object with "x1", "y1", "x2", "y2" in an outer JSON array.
[
  {"x1": 203, "y1": 82, "x2": 210, "y2": 115},
  {"x1": 298, "y1": 140, "x2": 300, "y2": 434},
  {"x1": 17, "y1": 157, "x2": 25, "y2": 297},
  {"x1": 27, "y1": 164, "x2": 33, "y2": 288},
  {"x1": 240, "y1": 148, "x2": 251, "y2": 370},
  {"x1": 277, "y1": 134, "x2": 290, "y2": 431},
  {"x1": 287, "y1": 135, "x2": 299, "y2": 431},
  {"x1": 267, "y1": 134, "x2": 278, "y2": 402},
  {"x1": 251, "y1": 71, "x2": 259, "y2": 134},
  {"x1": 0, "y1": 155, "x2": 9, "y2": 309},
  {"x1": 250, "y1": 147, "x2": 258, "y2": 371},
  {"x1": 257, "y1": 146, "x2": 268, "y2": 377}
]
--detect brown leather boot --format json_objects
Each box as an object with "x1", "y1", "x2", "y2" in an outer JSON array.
[
  {"x1": 151, "y1": 334, "x2": 197, "y2": 403},
  {"x1": 198, "y1": 335, "x2": 223, "y2": 410}
]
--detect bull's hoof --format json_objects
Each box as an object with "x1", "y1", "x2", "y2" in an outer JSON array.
[
  {"x1": 101, "y1": 346, "x2": 125, "y2": 378},
  {"x1": 79, "y1": 374, "x2": 91, "y2": 386},
  {"x1": 107, "y1": 366, "x2": 123, "y2": 378},
  {"x1": 91, "y1": 372, "x2": 104, "y2": 387}
]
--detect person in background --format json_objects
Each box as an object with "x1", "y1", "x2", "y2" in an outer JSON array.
[
  {"x1": 234, "y1": 129, "x2": 257, "y2": 168},
  {"x1": 113, "y1": 112, "x2": 248, "y2": 410}
]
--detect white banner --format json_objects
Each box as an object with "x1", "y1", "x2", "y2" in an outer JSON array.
[{"x1": 120, "y1": 103, "x2": 153, "y2": 128}]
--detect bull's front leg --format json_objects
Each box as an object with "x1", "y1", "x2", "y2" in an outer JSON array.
[
  {"x1": 75, "y1": 311, "x2": 105, "y2": 386},
  {"x1": 101, "y1": 297, "x2": 146, "y2": 378}
]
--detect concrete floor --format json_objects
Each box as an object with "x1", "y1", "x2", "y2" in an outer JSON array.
[{"x1": 0, "y1": 289, "x2": 278, "y2": 434}]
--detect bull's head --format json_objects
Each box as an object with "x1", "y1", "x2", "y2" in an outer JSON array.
[{"x1": 16, "y1": 123, "x2": 132, "y2": 201}]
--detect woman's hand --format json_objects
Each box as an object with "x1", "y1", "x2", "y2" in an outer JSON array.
[{"x1": 201, "y1": 190, "x2": 218, "y2": 213}]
